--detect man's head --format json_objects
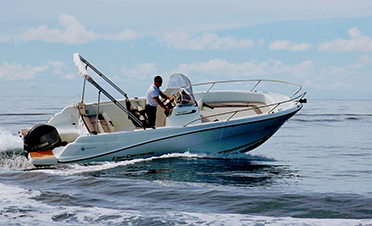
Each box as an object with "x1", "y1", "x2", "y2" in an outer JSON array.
[{"x1": 154, "y1": 75, "x2": 163, "y2": 87}]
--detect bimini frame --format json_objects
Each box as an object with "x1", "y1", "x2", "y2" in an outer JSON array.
[{"x1": 73, "y1": 53, "x2": 144, "y2": 129}]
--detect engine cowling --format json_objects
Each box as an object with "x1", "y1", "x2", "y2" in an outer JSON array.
[{"x1": 23, "y1": 124, "x2": 61, "y2": 154}]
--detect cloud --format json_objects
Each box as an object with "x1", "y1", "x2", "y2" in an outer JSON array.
[
  {"x1": 27, "y1": 82, "x2": 39, "y2": 89},
  {"x1": 335, "y1": 81, "x2": 352, "y2": 88},
  {"x1": 175, "y1": 59, "x2": 313, "y2": 78},
  {"x1": 320, "y1": 54, "x2": 372, "y2": 77},
  {"x1": 0, "y1": 33, "x2": 10, "y2": 43},
  {"x1": 162, "y1": 33, "x2": 260, "y2": 50},
  {"x1": 0, "y1": 60, "x2": 78, "y2": 80},
  {"x1": 121, "y1": 63, "x2": 158, "y2": 80},
  {"x1": 47, "y1": 60, "x2": 67, "y2": 75},
  {"x1": 0, "y1": 62, "x2": 49, "y2": 80},
  {"x1": 304, "y1": 54, "x2": 372, "y2": 92},
  {"x1": 46, "y1": 60, "x2": 79, "y2": 79},
  {"x1": 21, "y1": 14, "x2": 141, "y2": 44},
  {"x1": 103, "y1": 29, "x2": 142, "y2": 40},
  {"x1": 269, "y1": 41, "x2": 312, "y2": 51},
  {"x1": 22, "y1": 14, "x2": 95, "y2": 44},
  {"x1": 358, "y1": 54, "x2": 372, "y2": 65},
  {"x1": 319, "y1": 27, "x2": 372, "y2": 52},
  {"x1": 181, "y1": 56, "x2": 357, "y2": 92},
  {"x1": 61, "y1": 73, "x2": 77, "y2": 79}
]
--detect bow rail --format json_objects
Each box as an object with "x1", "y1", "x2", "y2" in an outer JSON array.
[
  {"x1": 193, "y1": 79, "x2": 302, "y2": 98},
  {"x1": 183, "y1": 92, "x2": 307, "y2": 127}
]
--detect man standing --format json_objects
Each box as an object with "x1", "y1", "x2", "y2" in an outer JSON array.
[{"x1": 146, "y1": 75, "x2": 173, "y2": 128}]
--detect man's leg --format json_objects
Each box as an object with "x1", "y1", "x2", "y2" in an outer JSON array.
[{"x1": 145, "y1": 105, "x2": 157, "y2": 128}]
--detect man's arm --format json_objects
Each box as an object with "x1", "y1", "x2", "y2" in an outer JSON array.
[
  {"x1": 159, "y1": 91, "x2": 174, "y2": 103},
  {"x1": 154, "y1": 96, "x2": 171, "y2": 111},
  {"x1": 159, "y1": 91, "x2": 171, "y2": 100}
]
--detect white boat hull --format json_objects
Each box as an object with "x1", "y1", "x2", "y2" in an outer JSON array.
[{"x1": 28, "y1": 106, "x2": 301, "y2": 166}]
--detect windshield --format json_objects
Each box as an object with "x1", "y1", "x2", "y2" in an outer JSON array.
[
  {"x1": 166, "y1": 73, "x2": 196, "y2": 106},
  {"x1": 166, "y1": 73, "x2": 194, "y2": 95}
]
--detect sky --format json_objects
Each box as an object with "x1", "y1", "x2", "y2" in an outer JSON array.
[{"x1": 1, "y1": 0, "x2": 372, "y2": 100}]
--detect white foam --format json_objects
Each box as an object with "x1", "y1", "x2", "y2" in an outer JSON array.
[
  {"x1": 42, "y1": 151, "x2": 200, "y2": 176},
  {"x1": 176, "y1": 212, "x2": 372, "y2": 226},
  {"x1": 0, "y1": 149, "x2": 274, "y2": 174},
  {"x1": 0, "y1": 182, "x2": 142, "y2": 225},
  {"x1": 35, "y1": 151, "x2": 276, "y2": 176},
  {"x1": 0, "y1": 127, "x2": 23, "y2": 152},
  {"x1": 0, "y1": 154, "x2": 35, "y2": 170},
  {"x1": 201, "y1": 152, "x2": 276, "y2": 162},
  {"x1": 1, "y1": 182, "x2": 371, "y2": 226}
]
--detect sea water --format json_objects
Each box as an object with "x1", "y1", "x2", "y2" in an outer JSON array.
[{"x1": 0, "y1": 96, "x2": 372, "y2": 225}]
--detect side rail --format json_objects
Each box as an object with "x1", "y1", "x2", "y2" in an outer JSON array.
[
  {"x1": 183, "y1": 92, "x2": 307, "y2": 127},
  {"x1": 193, "y1": 79, "x2": 302, "y2": 98}
]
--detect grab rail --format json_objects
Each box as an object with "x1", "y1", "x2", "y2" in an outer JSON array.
[
  {"x1": 193, "y1": 79, "x2": 302, "y2": 98},
  {"x1": 183, "y1": 92, "x2": 306, "y2": 127}
]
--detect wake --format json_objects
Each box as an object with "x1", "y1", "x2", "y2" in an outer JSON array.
[
  {"x1": 0, "y1": 127, "x2": 23, "y2": 153},
  {"x1": 0, "y1": 150, "x2": 275, "y2": 174},
  {"x1": 36, "y1": 152, "x2": 275, "y2": 176},
  {"x1": 0, "y1": 127, "x2": 34, "y2": 170}
]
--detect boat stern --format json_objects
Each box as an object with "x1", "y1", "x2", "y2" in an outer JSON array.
[{"x1": 28, "y1": 150, "x2": 58, "y2": 166}]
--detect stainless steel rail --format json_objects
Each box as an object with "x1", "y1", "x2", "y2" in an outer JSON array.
[
  {"x1": 183, "y1": 92, "x2": 307, "y2": 127},
  {"x1": 193, "y1": 79, "x2": 303, "y2": 98}
]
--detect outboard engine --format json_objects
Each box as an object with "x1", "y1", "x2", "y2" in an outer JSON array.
[{"x1": 23, "y1": 124, "x2": 62, "y2": 154}]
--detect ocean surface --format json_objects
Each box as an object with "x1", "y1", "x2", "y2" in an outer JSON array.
[{"x1": 0, "y1": 96, "x2": 372, "y2": 225}]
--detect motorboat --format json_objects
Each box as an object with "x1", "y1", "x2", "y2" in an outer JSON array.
[{"x1": 20, "y1": 53, "x2": 307, "y2": 166}]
